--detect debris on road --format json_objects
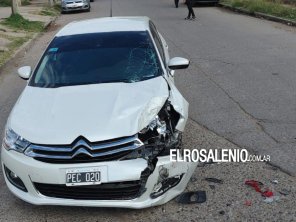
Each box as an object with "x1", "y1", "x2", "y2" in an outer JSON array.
[
  {"x1": 176, "y1": 191, "x2": 207, "y2": 204},
  {"x1": 279, "y1": 189, "x2": 290, "y2": 196},
  {"x1": 205, "y1": 178, "x2": 223, "y2": 184},
  {"x1": 271, "y1": 179, "x2": 279, "y2": 184},
  {"x1": 263, "y1": 196, "x2": 280, "y2": 203},
  {"x1": 244, "y1": 200, "x2": 252, "y2": 206},
  {"x1": 245, "y1": 180, "x2": 274, "y2": 197}
]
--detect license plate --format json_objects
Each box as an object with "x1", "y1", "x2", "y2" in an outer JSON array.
[{"x1": 66, "y1": 167, "x2": 101, "y2": 186}]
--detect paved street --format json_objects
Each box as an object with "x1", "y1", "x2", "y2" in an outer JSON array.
[{"x1": 0, "y1": 0, "x2": 296, "y2": 220}]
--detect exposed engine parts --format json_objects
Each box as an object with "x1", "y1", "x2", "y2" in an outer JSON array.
[{"x1": 138, "y1": 100, "x2": 183, "y2": 160}]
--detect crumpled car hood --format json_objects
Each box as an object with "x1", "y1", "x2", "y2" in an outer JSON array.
[{"x1": 9, "y1": 77, "x2": 169, "y2": 144}]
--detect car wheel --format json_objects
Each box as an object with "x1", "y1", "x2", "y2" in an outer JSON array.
[{"x1": 90, "y1": 0, "x2": 94, "y2": 2}]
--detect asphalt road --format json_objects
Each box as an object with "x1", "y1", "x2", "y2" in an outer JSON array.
[
  {"x1": 0, "y1": 0, "x2": 296, "y2": 221},
  {"x1": 2, "y1": 0, "x2": 296, "y2": 175}
]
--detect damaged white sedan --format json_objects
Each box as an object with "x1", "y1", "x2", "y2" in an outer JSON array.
[{"x1": 1, "y1": 17, "x2": 197, "y2": 208}]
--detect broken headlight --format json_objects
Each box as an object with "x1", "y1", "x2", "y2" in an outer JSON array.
[
  {"x1": 140, "y1": 115, "x2": 167, "y2": 137},
  {"x1": 138, "y1": 102, "x2": 182, "y2": 158},
  {"x1": 121, "y1": 102, "x2": 182, "y2": 161},
  {"x1": 2, "y1": 128, "x2": 30, "y2": 153}
]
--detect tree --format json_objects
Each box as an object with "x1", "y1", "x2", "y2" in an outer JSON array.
[
  {"x1": 11, "y1": 0, "x2": 19, "y2": 15},
  {"x1": 48, "y1": 0, "x2": 54, "y2": 6}
]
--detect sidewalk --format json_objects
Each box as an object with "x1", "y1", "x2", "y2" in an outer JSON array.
[{"x1": 0, "y1": 1, "x2": 57, "y2": 67}]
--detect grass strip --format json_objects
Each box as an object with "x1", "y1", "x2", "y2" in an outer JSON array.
[
  {"x1": 0, "y1": 35, "x2": 30, "y2": 67},
  {"x1": 1, "y1": 14, "x2": 44, "y2": 32},
  {"x1": 221, "y1": 0, "x2": 296, "y2": 21}
]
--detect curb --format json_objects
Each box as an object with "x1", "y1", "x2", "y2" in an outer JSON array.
[
  {"x1": 218, "y1": 3, "x2": 296, "y2": 27},
  {"x1": 0, "y1": 15, "x2": 58, "y2": 74}
]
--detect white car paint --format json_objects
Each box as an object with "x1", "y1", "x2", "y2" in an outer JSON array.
[
  {"x1": 8, "y1": 76, "x2": 169, "y2": 144},
  {"x1": 1, "y1": 17, "x2": 197, "y2": 208}
]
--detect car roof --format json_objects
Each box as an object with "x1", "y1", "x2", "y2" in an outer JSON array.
[{"x1": 56, "y1": 17, "x2": 151, "y2": 37}]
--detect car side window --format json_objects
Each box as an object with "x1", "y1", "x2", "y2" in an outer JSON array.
[{"x1": 149, "y1": 22, "x2": 166, "y2": 66}]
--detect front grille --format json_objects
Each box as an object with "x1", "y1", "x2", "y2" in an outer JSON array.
[
  {"x1": 25, "y1": 136, "x2": 144, "y2": 163},
  {"x1": 34, "y1": 181, "x2": 142, "y2": 200}
]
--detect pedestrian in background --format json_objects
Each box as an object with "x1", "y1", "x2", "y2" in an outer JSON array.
[
  {"x1": 174, "y1": 0, "x2": 179, "y2": 8},
  {"x1": 185, "y1": 0, "x2": 196, "y2": 20}
]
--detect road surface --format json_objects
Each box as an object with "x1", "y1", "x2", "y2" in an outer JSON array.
[{"x1": 0, "y1": 0, "x2": 296, "y2": 220}]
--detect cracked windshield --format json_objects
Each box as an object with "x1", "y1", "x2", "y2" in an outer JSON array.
[{"x1": 30, "y1": 31, "x2": 162, "y2": 88}]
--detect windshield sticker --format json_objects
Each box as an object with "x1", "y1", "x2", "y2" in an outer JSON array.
[{"x1": 48, "y1": 47, "x2": 59, "y2": 53}]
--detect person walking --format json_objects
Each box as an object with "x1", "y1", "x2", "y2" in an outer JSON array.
[
  {"x1": 174, "y1": 0, "x2": 179, "y2": 8},
  {"x1": 185, "y1": 0, "x2": 196, "y2": 20}
]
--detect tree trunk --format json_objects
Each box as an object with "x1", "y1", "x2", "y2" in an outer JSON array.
[
  {"x1": 48, "y1": 0, "x2": 54, "y2": 6},
  {"x1": 11, "y1": 0, "x2": 19, "y2": 15}
]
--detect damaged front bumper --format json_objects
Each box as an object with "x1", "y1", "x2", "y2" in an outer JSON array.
[{"x1": 1, "y1": 147, "x2": 197, "y2": 208}]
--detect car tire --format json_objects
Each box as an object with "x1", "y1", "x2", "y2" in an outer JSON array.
[{"x1": 90, "y1": 0, "x2": 94, "y2": 2}]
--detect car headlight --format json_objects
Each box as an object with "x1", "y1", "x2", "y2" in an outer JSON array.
[
  {"x1": 2, "y1": 128, "x2": 30, "y2": 153},
  {"x1": 147, "y1": 115, "x2": 167, "y2": 136}
]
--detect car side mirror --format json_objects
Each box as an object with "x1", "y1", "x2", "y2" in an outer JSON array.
[
  {"x1": 17, "y1": 66, "x2": 31, "y2": 80},
  {"x1": 168, "y1": 57, "x2": 190, "y2": 70}
]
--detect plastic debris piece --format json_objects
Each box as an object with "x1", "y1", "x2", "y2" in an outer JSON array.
[
  {"x1": 271, "y1": 180, "x2": 279, "y2": 184},
  {"x1": 245, "y1": 200, "x2": 252, "y2": 206},
  {"x1": 245, "y1": 180, "x2": 274, "y2": 198},
  {"x1": 263, "y1": 196, "x2": 280, "y2": 203},
  {"x1": 245, "y1": 180, "x2": 263, "y2": 192},
  {"x1": 262, "y1": 190, "x2": 274, "y2": 198},
  {"x1": 205, "y1": 178, "x2": 223, "y2": 184},
  {"x1": 176, "y1": 191, "x2": 207, "y2": 204},
  {"x1": 279, "y1": 189, "x2": 290, "y2": 196}
]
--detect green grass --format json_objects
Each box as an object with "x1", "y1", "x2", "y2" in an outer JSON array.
[
  {"x1": 0, "y1": 0, "x2": 31, "y2": 6},
  {"x1": 0, "y1": 0, "x2": 10, "y2": 6},
  {"x1": 53, "y1": 3, "x2": 62, "y2": 11},
  {"x1": 1, "y1": 14, "x2": 44, "y2": 32},
  {"x1": 22, "y1": 0, "x2": 31, "y2": 5},
  {"x1": 40, "y1": 5, "x2": 60, "y2": 16},
  {"x1": 0, "y1": 35, "x2": 30, "y2": 67},
  {"x1": 221, "y1": 0, "x2": 296, "y2": 21}
]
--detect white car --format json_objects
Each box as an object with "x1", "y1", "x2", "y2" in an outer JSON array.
[{"x1": 1, "y1": 17, "x2": 197, "y2": 208}]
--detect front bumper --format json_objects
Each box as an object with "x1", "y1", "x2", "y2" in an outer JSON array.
[{"x1": 1, "y1": 147, "x2": 197, "y2": 208}]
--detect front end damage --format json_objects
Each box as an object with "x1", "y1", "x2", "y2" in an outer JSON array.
[
  {"x1": 1, "y1": 79, "x2": 197, "y2": 208},
  {"x1": 119, "y1": 100, "x2": 197, "y2": 206}
]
